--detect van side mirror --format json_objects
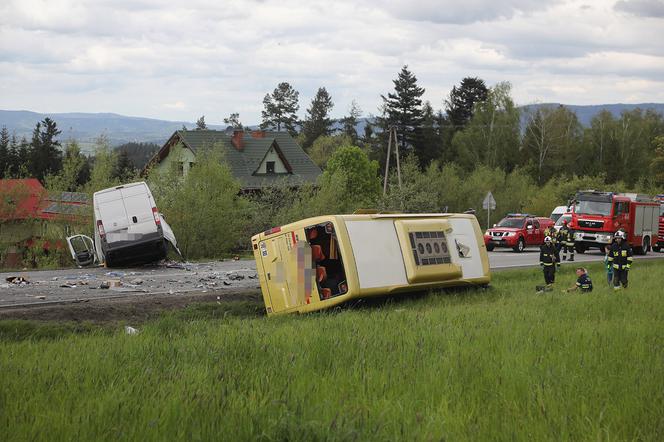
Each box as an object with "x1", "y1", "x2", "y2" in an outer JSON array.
[
  {"x1": 527, "y1": 225, "x2": 533, "y2": 230},
  {"x1": 492, "y1": 224, "x2": 497, "y2": 228}
]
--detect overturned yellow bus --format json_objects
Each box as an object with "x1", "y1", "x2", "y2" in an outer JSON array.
[{"x1": 251, "y1": 213, "x2": 491, "y2": 316}]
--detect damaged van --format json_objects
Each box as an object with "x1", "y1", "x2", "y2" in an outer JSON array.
[
  {"x1": 66, "y1": 182, "x2": 180, "y2": 267},
  {"x1": 251, "y1": 212, "x2": 490, "y2": 316}
]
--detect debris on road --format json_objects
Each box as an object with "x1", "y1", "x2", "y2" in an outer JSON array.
[
  {"x1": 6, "y1": 276, "x2": 30, "y2": 285},
  {"x1": 124, "y1": 325, "x2": 139, "y2": 335}
]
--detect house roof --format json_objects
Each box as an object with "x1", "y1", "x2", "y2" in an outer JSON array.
[
  {"x1": 0, "y1": 179, "x2": 90, "y2": 222},
  {"x1": 147, "y1": 130, "x2": 321, "y2": 189}
]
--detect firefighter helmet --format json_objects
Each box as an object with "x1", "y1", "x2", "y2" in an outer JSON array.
[
  {"x1": 544, "y1": 236, "x2": 552, "y2": 243},
  {"x1": 614, "y1": 230, "x2": 626, "y2": 239}
]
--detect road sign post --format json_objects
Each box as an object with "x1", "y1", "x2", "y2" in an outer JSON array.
[{"x1": 482, "y1": 191, "x2": 496, "y2": 230}]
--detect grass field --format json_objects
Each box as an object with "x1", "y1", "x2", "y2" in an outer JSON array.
[{"x1": 1, "y1": 260, "x2": 664, "y2": 441}]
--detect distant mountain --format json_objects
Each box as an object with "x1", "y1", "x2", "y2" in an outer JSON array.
[
  {"x1": 0, "y1": 110, "x2": 226, "y2": 154},
  {"x1": 520, "y1": 103, "x2": 664, "y2": 126},
  {"x1": 1, "y1": 103, "x2": 663, "y2": 154}
]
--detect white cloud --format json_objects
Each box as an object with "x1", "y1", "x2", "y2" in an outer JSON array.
[{"x1": 1, "y1": 0, "x2": 663, "y2": 124}]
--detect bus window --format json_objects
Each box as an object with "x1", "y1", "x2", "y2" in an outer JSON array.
[{"x1": 305, "y1": 222, "x2": 348, "y2": 300}]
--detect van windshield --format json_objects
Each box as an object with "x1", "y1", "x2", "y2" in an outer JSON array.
[
  {"x1": 496, "y1": 218, "x2": 524, "y2": 228},
  {"x1": 576, "y1": 200, "x2": 612, "y2": 216},
  {"x1": 306, "y1": 222, "x2": 348, "y2": 301}
]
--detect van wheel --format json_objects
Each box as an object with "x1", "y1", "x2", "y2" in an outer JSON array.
[
  {"x1": 486, "y1": 243, "x2": 495, "y2": 251},
  {"x1": 513, "y1": 238, "x2": 525, "y2": 253}
]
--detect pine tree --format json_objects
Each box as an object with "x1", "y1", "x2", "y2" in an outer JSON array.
[
  {"x1": 223, "y1": 113, "x2": 243, "y2": 129},
  {"x1": 445, "y1": 77, "x2": 489, "y2": 131},
  {"x1": 339, "y1": 100, "x2": 362, "y2": 143},
  {"x1": 195, "y1": 116, "x2": 207, "y2": 130},
  {"x1": 260, "y1": 82, "x2": 300, "y2": 136},
  {"x1": 6, "y1": 134, "x2": 19, "y2": 177},
  {"x1": 301, "y1": 87, "x2": 334, "y2": 149},
  {"x1": 17, "y1": 136, "x2": 31, "y2": 178},
  {"x1": 413, "y1": 101, "x2": 441, "y2": 167},
  {"x1": 113, "y1": 149, "x2": 136, "y2": 182},
  {"x1": 380, "y1": 65, "x2": 425, "y2": 157},
  {"x1": 29, "y1": 117, "x2": 63, "y2": 182},
  {"x1": 0, "y1": 126, "x2": 9, "y2": 178}
]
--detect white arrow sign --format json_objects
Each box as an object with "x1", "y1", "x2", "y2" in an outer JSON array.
[
  {"x1": 482, "y1": 191, "x2": 496, "y2": 230},
  {"x1": 482, "y1": 191, "x2": 496, "y2": 210}
]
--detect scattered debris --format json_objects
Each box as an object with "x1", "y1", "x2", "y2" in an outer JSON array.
[
  {"x1": 60, "y1": 283, "x2": 78, "y2": 288},
  {"x1": 124, "y1": 326, "x2": 139, "y2": 335},
  {"x1": 36, "y1": 295, "x2": 46, "y2": 300},
  {"x1": 6, "y1": 276, "x2": 30, "y2": 285},
  {"x1": 99, "y1": 282, "x2": 111, "y2": 289},
  {"x1": 105, "y1": 271, "x2": 125, "y2": 278},
  {"x1": 227, "y1": 273, "x2": 245, "y2": 281},
  {"x1": 129, "y1": 278, "x2": 144, "y2": 285}
]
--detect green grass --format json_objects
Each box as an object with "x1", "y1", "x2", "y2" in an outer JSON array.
[{"x1": 1, "y1": 260, "x2": 664, "y2": 441}]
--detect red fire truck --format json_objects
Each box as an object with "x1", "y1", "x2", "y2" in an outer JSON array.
[
  {"x1": 570, "y1": 190, "x2": 660, "y2": 255},
  {"x1": 654, "y1": 194, "x2": 664, "y2": 253}
]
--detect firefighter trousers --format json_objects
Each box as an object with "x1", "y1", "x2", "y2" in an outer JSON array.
[
  {"x1": 562, "y1": 244, "x2": 574, "y2": 260},
  {"x1": 613, "y1": 269, "x2": 629, "y2": 289},
  {"x1": 543, "y1": 266, "x2": 556, "y2": 285}
]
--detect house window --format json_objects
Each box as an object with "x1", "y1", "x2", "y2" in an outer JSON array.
[
  {"x1": 266, "y1": 161, "x2": 275, "y2": 174},
  {"x1": 177, "y1": 162, "x2": 184, "y2": 176}
]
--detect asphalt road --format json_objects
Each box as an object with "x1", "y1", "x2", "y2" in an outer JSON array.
[
  {"x1": 488, "y1": 246, "x2": 664, "y2": 270},
  {"x1": 2, "y1": 249, "x2": 663, "y2": 309}
]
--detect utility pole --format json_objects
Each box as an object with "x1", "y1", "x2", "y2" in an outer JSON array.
[{"x1": 383, "y1": 126, "x2": 401, "y2": 196}]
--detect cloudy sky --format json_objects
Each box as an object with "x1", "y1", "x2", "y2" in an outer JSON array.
[{"x1": 1, "y1": 0, "x2": 663, "y2": 125}]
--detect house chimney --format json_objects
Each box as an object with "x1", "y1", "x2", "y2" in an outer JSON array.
[
  {"x1": 231, "y1": 130, "x2": 244, "y2": 150},
  {"x1": 251, "y1": 130, "x2": 266, "y2": 139}
]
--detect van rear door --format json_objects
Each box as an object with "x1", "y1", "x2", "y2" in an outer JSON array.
[
  {"x1": 95, "y1": 189, "x2": 129, "y2": 237},
  {"x1": 120, "y1": 184, "x2": 157, "y2": 237}
]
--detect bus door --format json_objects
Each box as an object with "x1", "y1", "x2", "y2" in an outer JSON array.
[{"x1": 260, "y1": 233, "x2": 307, "y2": 314}]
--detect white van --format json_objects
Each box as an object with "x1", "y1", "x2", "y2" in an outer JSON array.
[
  {"x1": 66, "y1": 182, "x2": 180, "y2": 267},
  {"x1": 550, "y1": 205, "x2": 570, "y2": 223}
]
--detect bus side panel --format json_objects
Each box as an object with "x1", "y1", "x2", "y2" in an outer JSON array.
[
  {"x1": 344, "y1": 219, "x2": 408, "y2": 290},
  {"x1": 446, "y1": 217, "x2": 490, "y2": 280}
]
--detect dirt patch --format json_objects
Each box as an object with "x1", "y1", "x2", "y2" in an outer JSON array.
[{"x1": 0, "y1": 288, "x2": 264, "y2": 323}]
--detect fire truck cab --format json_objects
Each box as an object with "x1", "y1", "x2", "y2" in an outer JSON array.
[
  {"x1": 251, "y1": 213, "x2": 490, "y2": 316},
  {"x1": 571, "y1": 190, "x2": 660, "y2": 255}
]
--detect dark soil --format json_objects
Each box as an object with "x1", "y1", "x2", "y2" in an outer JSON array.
[{"x1": 0, "y1": 289, "x2": 263, "y2": 324}]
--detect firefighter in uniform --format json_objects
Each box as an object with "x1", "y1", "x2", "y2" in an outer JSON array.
[
  {"x1": 543, "y1": 225, "x2": 557, "y2": 248},
  {"x1": 557, "y1": 220, "x2": 575, "y2": 261},
  {"x1": 539, "y1": 236, "x2": 560, "y2": 286},
  {"x1": 608, "y1": 230, "x2": 633, "y2": 290}
]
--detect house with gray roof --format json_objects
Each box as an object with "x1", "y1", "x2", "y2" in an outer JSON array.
[{"x1": 144, "y1": 129, "x2": 321, "y2": 190}]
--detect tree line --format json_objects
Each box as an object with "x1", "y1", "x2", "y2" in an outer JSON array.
[{"x1": 248, "y1": 66, "x2": 664, "y2": 187}]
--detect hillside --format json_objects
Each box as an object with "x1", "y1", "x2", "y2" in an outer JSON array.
[{"x1": 1, "y1": 103, "x2": 663, "y2": 154}]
